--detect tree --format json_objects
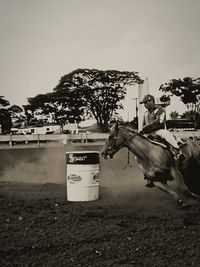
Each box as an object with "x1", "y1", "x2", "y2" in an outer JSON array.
[
  {"x1": 24, "y1": 93, "x2": 58, "y2": 126},
  {"x1": 8, "y1": 105, "x2": 26, "y2": 127},
  {"x1": 54, "y1": 68, "x2": 142, "y2": 132},
  {"x1": 0, "y1": 96, "x2": 12, "y2": 133},
  {"x1": 24, "y1": 91, "x2": 83, "y2": 126},
  {"x1": 159, "y1": 77, "x2": 200, "y2": 112}
]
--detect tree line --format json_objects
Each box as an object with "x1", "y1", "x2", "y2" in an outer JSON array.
[{"x1": 1, "y1": 68, "x2": 200, "y2": 134}]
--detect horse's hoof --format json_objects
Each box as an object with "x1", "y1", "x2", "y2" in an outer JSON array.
[
  {"x1": 177, "y1": 199, "x2": 189, "y2": 209},
  {"x1": 145, "y1": 181, "x2": 155, "y2": 188}
]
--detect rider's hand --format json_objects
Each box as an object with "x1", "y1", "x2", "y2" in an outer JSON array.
[{"x1": 139, "y1": 129, "x2": 145, "y2": 135}]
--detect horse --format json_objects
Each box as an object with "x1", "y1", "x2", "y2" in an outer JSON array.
[{"x1": 101, "y1": 121, "x2": 200, "y2": 208}]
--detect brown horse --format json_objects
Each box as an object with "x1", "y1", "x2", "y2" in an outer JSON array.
[{"x1": 101, "y1": 121, "x2": 200, "y2": 208}]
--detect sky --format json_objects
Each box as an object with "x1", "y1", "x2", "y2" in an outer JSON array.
[{"x1": 0, "y1": 0, "x2": 200, "y2": 119}]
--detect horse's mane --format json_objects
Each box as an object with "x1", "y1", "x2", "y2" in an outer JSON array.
[
  {"x1": 118, "y1": 121, "x2": 146, "y2": 137},
  {"x1": 118, "y1": 121, "x2": 137, "y2": 131},
  {"x1": 112, "y1": 120, "x2": 168, "y2": 149},
  {"x1": 119, "y1": 121, "x2": 162, "y2": 145}
]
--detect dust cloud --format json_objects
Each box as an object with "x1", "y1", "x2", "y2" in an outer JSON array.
[
  {"x1": 0, "y1": 146, "x2": 175, "y2": 209},
  {"x1": 99, "y1": 148, "x2": 174, "y2": 210},
  {"x1": 0, "y1": 147, "x2": 66, "y2": 184}
]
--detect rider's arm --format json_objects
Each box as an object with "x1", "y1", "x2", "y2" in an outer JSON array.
[
  {"x1": 142, "y1": 115, "x2": 146, "y2": 127},
  {"x1": 142, "y1": 106, "x2": 166, "y2": 134}
]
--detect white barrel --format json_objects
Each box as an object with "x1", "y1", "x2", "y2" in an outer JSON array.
[{"x1": 66, "y1": 151, "x2": 100, "y2": 201}]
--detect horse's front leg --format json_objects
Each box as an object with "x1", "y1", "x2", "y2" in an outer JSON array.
[
  {"x1": 170, "y1": 167, "x2": 200, "y2": 200},
  {"x1": 153, "y1": 181, "x2": 187, "y2": 208}
]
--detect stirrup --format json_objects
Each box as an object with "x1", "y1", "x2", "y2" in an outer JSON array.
[
  {"x1": 177, "y1": 153, "x2": 185, "y2": 162},
  {"x1": 170, "y1": 147, "x2": 185, "y2": 162}
]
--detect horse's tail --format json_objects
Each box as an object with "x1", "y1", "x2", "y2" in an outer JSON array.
[{"x1": 187, "y1": 139, "x2": 200, "y2": 164}]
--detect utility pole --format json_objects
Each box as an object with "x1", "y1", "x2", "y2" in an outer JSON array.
[
  {"x1": 138, "y1": 78, "x2": 149, "y2": 131},
  {"x1": 132, "y1": 98, "x2": 138, "y2": 118}
]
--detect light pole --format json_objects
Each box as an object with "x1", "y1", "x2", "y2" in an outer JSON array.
[{"x1": 132, "y1": 98, "x2": 138, "y2": 118}]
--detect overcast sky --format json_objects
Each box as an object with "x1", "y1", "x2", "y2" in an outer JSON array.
[{"x1": 0, "y1": 0, "x2": 200, "y2": 117}]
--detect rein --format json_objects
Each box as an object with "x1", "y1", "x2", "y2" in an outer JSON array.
[{"x1": 112, "y1": 126, "x2": 137, "y2": 151}]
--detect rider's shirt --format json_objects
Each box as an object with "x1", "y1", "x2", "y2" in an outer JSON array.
[
  {"x1": 142, "y1": 105, "x2": 166, "y2": 134},
  {"x1": 142, "y1": 105, "x2": 180, "y2": 149}
]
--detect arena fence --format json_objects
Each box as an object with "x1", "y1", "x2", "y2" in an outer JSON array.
[
  {"x1": 0, "y1": 133, "x2": 108, "y2": 148},
  {"x1": 0, "y1": 131, "x2": 199, "y2": 148}
]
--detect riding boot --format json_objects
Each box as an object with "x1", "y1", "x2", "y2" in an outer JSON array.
[{"x1": 170, "y1": 147, "x2": 185, "y2": 163}]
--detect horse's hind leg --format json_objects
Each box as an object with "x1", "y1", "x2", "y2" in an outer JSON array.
[
  {"x1": 194, "y1": 152, "x2": 200, "y2": 165},
  {"x1": 170, "y1": 167, "x2": 199, "y2": 200},
  {"x1": 153, "y1": 181, "x2": 187, "y2": 207},
  {"x1": 191, "y1": 141, "x2": 200, "y2": 164}
]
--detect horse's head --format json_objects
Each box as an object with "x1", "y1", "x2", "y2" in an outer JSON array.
[{"x1": 101, "y1": 121, "x2": 136, "y2": 159}]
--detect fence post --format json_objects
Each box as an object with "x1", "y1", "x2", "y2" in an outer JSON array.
[
  {"x1": 81, "y1": 133, "x2": 84, "y2": 143},
  {"x1": 85, "y1": 132, "x2": 88, "y2": 143},
  {"x1": 9, "y1": 134, "x2": 12, "y2": 148},
  {"x1": 61, "y1": 135, "x2": 67, "y2": 145},
  {"x1": 37, "y1": 134, "x2": 40, "y2": 148}
]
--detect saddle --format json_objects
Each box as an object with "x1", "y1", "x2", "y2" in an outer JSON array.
[
  {"x1": 147, "y1": 133, "x2": 168, "y2": 148},
  {"x1": 147, "y1": 134, "x2": 187, "y2": 149}
]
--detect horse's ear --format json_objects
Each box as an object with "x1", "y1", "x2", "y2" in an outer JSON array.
[{"x1": 114, "y1": 121, "x2": 119, "y2": 131}]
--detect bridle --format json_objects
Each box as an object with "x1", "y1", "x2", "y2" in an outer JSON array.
[{"x1": 108, "y1": 126, "x2": 138, "y2": 154}]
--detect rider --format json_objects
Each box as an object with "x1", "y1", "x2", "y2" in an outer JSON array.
[{"x1": 139, "y1": 94, "x2": 185, "y2": 187}]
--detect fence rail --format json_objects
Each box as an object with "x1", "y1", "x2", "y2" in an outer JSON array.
[
  {"x1": 0, "y1": 133, "x2": 108, "y2": 148},
  {"x1": 0, "y1": 131, "x2": 199, "y2": 148}
]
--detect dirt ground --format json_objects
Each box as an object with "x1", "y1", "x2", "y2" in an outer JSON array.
[{"x1": 1, "y1": 146, "x2": 200, "y2": 266}]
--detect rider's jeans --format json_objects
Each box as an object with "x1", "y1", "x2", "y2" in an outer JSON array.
[{"x1": 155, "y1": 129, "x2": 179, "y2": 149}]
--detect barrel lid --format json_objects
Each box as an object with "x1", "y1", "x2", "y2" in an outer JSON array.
[
  {"x1": 66, "y1": 151, "x2": 100, "y2": 164},
  {"x1": 66, "y1": 151, "x2": 100, "y2": 154}
]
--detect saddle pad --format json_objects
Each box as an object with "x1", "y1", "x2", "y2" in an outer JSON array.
[{"x1": 149, "y1": 140, "x2": 168, "y2": 148}]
